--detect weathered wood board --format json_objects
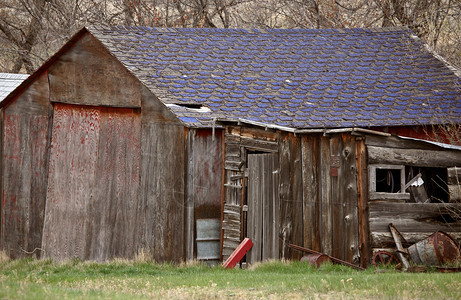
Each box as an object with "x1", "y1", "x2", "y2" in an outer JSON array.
[
  {"x1": 48, "y1": 32, "x2": 142, "y2": 108},
  {"x1": 369, "y1": 202, "x2": 461, "y2": 248},
  {"x1": 247, "y1": 152, "x2": 279, "y2": 263},
  {"x1": 42, "y1": 104, "x2": 141, "y2": 261},
  {"x1": 138, "y1": 122, "x2": 185, "y2": 262},
  {"x1": 1, "y1": 113, "x2": 49, "y2": 258},
  {"x1": 88, "y1": 107, "x2": 141, "y2": 260},
  {"x1": 279, "y1": 133, "x2": 303, "y2": 260},
  {"x1": 1, "y1": 73, "x2": 50, "y2": 259},
  {"x1": 301, "y1": 135, "x2": 321, "y2": 252},
  {"x1": 367, "y1": 146, "x2": 461, "y2": 167}
]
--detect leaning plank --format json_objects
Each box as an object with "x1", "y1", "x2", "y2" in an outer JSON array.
[{"x1": 223, "y1": 238, "x2": 253, "y2": 269}]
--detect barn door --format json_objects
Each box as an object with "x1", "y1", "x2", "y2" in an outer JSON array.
[
  {"x1": 246, "y1": 152, "x2": 279, "y2": 264},
  {"x1": 42, "y1": 103, "x2": 141, "y2": 261}
]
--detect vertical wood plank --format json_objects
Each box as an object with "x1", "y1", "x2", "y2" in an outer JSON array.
[
  {"x1": 1, "y1": 113, "x2": 49, "y2": 258},
  {"x1": 271, "y1": 153, "x2": 280, "y2": 259},
  {"x1": 279, "y1": 134, "x2": 303, "y2": 259},
  {"x1": 279, "y1": 136, "x2": 291, "y2": 259},
  {"x1": 186, "y1": 128, "x2": 194, "y2": 261},
  {"x1": 339, "y1": 134, "x2": 359, "y2": 263},
  {"x1": 89, "y1": 107, "x2": 141, "y2": 260},
  {"x1": 301, "y1": 136, "x2": 321, "y2": 252},
  {"x1": 42, "y1": 104, "x2": 100, "y2": 260},
  {"x1": 329, "y1": 135, "x2": 342, "y2": 259},
  {"x1": 356, "y1": 138, "x2": 369, "y2": 267},
  {"x1": 138, "y1": 122, "x2": 185, "y2": 262},
  {"x1": 247, "y1": 154, "x2": 261, "y2": 263},
  {"x1": 319, "y1": 136, "x2": 332, "y2": 255}
]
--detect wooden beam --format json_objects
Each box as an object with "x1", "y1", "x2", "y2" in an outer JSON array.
[{"x1": 367, "y1": 146, "x2": 461, "y2": 167}]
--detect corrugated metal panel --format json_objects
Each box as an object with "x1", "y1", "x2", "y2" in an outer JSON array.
[
  {"x1": 196, "y1": 218, "x2": 220, "y2": 263},
  {"x1": 0, "y1": 73, "x2": 28, "y2": 102}
]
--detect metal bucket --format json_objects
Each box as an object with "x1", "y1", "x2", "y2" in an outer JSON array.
[
  {"x1": 300, "y1": 254, "x2": 332, "y2": 267},
  {"x1": 407, "y1": 231, "x2": 460, "y2": 266}
]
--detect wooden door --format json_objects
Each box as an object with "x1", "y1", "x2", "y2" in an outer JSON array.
[
  {"x1": 246, "y1": 152, "x2": 279, "y2": 264},
  {"x1": 42, "y1": 103, "x2": 141, "y2": 261}
]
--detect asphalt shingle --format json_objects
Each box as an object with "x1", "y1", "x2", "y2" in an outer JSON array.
[{"x1": 89, "y1": 26, "x2": 461, "y2": 129}]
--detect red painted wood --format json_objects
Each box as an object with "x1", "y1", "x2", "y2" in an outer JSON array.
[
  {"x1": 43, "y1": 103, "x2": 101, "y2": 260},
  {"x1": 222, "y1": 238, "x2": 253, "y2": 269},
  {"x1": 372, "y1": 126, "x2": 458, "y2": 145},
  {"x1": 42, "y1": 103, "x2": 142, "y2": 260},
  {"x1": 1, "y1": 112, "x2": 49, "y2": 258}
]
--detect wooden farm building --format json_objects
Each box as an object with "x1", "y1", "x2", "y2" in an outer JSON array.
[{"x1": 1, "y1": 26, "x2": 460, "y2": 267}]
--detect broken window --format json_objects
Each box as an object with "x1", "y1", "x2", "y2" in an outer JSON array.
[
  {"x1": 369, "y1": 164, "x2": 457, "y2": 203},
  {"x1": 369, "y1": 165, "x2": 406, "y2": 193},
  {"x1": 405, "y1": 167, "x2": 449, "y2": 203}
]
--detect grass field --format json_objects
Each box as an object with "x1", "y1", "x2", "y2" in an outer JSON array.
[{"x1": 1, "y1": 255, "x2": 461, "y2": 299}]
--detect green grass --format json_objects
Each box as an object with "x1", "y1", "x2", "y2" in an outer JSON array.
[{"x1": 1, "y1": 257, "x2": 461, "y2": 299}]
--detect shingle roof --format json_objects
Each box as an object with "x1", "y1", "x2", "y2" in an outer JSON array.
[
  {"x1": 0, "y1": 73, "x2": 28, "y2": 102},
  {"x1": 89, "y1": 26, "x2": 461, "y2": 129}
]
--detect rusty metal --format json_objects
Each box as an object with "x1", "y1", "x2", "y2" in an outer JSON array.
[
  {"x1": 372, "y1": 251, "x2": 399, "y2": 267},
  {"x1": 407, "y1": 231, "x2": 460, "y2": 266},
  {"x1": 436, "y1": 267, "x2": 461, "y2": 273},
  {"x1": 389, "y1": 223, "x2": 461, "y2": 268},
  {"x1": 300, "y1": 254, "x2": 332, "y2": 267},
  {"x1": 287, "y1": 243, "x2": 365, "y2": 270}
]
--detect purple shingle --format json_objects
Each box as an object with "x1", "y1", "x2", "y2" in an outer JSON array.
[{"x1": 90, "y1": 25, "x2": 461, "y2": 129}]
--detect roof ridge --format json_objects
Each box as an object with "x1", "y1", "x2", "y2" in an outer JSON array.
[{"x1": 88, "y1": 25, "x2": 412, "y2": 35}]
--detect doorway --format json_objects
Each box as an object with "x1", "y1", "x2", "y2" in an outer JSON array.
[{"x1": 246, "y1": 152, "x2": 279, "y2": 264}]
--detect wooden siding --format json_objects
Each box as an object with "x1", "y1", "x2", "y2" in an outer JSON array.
[
  {"x1": 365, "y1": 135, "x2": 461, "y2": 253},
  {"x1": 279, "y1": 133, "x2": 303, "y2": 260},
  {"x1": 42, "y1": 104, "x2": 141, "y2": 261},
  {"x1": 301, "y1": 133, "x2": 360, "y2": 264},
  {"x1": 1, "y1": 33, "x2": 187, "y2": 262},
  {"x1": 48, "y1": 32, "x2": 142, "y2": 108},
  {"x1": 222, "y1": 127, "x2": 362, "y2": 265},
  {"x1": 369, "y1": 203, "x2": 461, "y2": 248},
  {"x1": 1, "y1": 73, "x2": 50, "y2": 259}
]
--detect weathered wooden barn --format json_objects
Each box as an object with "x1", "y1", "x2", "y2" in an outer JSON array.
[{"x1": 1, "y1": 26, "x2": 460, "y2": 267}]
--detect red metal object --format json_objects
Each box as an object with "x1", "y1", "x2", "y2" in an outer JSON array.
[
  {"x1": 288, "y1": 243, "x2": 365, "y2": 270},
  {"x1": 222, "y1": 238, "x2": 253, "y2": 269},
  {"x1": 301, "y1": 254, "x2": 332, "y2": 267},
  {"x1": 372, "y1": 251, "x2": 399, "y2": 267}
]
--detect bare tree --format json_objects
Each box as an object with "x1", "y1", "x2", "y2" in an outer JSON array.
[{"x1": 0, "y1": 0, "x2": 460, "y2": 73}]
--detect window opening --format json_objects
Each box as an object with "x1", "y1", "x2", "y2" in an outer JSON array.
[
  {"x1": 369, "y1": 164, "x2": 405, "y2": 194},
  {"x1": 405, "y1": 167, "x2": 448, "y2": 203},
  {"x1": 376, "y1": 169, "x2": 401, "y2": 193}
]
